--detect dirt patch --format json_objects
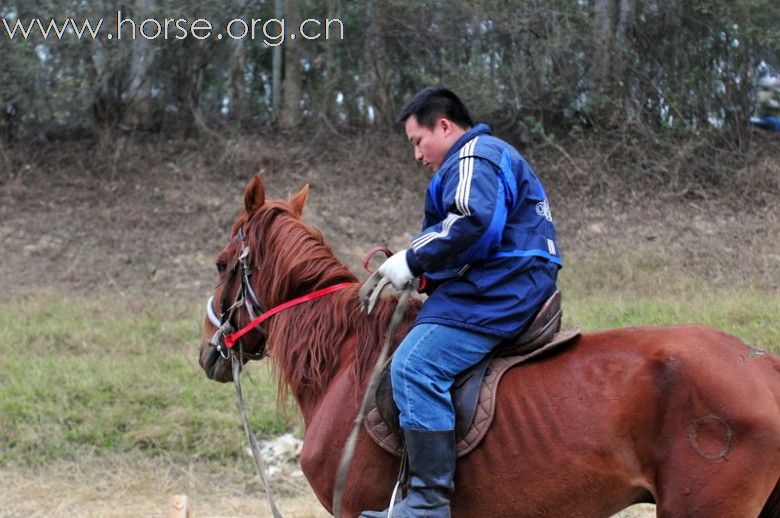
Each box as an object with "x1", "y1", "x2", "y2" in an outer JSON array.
[
  {"x1": 1, "y1": 131, "x2": 778, "y2": 301},
  {"x1": 0, "y1": 453, "x2": 655, "y2": 517},
  {"x1": 0, "y1": 452, "x2": 329, "y2": 518}
]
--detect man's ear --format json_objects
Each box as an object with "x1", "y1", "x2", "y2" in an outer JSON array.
[
  {"x1": 290, "y1": 184, "x2": 309, "y2": 216},
  {"x1": 438, "y1": 117, "x2": 452, "y2": 135},
  {"x1": 244, "y1": 175, "x2": 265, "y2": 214}
]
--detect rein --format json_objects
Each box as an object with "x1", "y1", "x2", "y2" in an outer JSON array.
[
  {"x1": 223, "y1": 281, "x2": 356, "y2": 348},
  {"x1": 232, "y1": 346, "x2": 283, "y2": 518},
  {"x1": 333, "y1": 272, "x2": 414, "y2": 518}
]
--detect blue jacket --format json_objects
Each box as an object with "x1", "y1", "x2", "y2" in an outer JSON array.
[{"x1": 405, "y1": 124, "x2": 562, "y2": 338}]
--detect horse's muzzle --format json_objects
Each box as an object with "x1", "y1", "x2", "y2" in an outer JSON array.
[{"x1": 201, "y1": 342, "x2": 234, "y2": 382}]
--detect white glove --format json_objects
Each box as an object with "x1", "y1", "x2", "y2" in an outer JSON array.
[{"x1": 378, "y1": 249, "x2": 414, "y2": 289}]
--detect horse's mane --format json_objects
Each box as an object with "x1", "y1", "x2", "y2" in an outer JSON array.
[{"x1": 243, "y1": 200, "x2": 420, "y2": 404}]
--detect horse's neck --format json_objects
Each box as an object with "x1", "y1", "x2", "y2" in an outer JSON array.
[
  {"x1": 260, "y1": 234, "x2": 359, "y2": 421},
  {"x1": 294, "y1": 333, "x2": 360, "y2": 425},
  {"x1": 264, "y1": 303, "x2": 362, "y2": 446},
  {"x1": 261, "y1": 233, "x2": 354, "y2": 307}
]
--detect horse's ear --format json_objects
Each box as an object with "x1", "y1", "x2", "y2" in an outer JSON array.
[
  {"x1": 290, "y1": 184, "x2": 309, "y2": 216},
  {"x1": 244, "y1": 175, "x2": 265, "y2": 214}
]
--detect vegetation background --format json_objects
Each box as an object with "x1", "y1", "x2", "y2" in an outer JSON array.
[{"x1": 0, "y1": 0, "x2": 778, "y2": 515}]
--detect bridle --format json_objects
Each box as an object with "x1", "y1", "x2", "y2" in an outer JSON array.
[
  {"x1": 203, "y1": 220, "x2": 356, "y2": 518},
  {"x1": 205, "y1": 236, "x2": 415, "y2": 518},
  {"x1": 206, "y1": 225, "x2": 357, "y2": 359},
  {"x1": 206, "y1": 226, "x2": 267, "y2": 361},
  {"x1": 204, "y1": 225, "x2": 283, "y2": 517}
]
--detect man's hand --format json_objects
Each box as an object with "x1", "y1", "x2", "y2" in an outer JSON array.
[{"x1": 378, "y1": 249, "x2": 414, "y2": 289}]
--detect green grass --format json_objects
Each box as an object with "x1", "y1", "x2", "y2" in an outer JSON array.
[
  {"x1": 0, "y1": 296, "x2": 290, "y2": 466},
  {"x1": 562, "y1": 289, "x2": 779, "y2": 351},
  {"x1": 559, "y1": 252, "x2": 779, "y2": 351},
  {"x1": 1, "y1": 263, "x2": 777, "y2": 467}
]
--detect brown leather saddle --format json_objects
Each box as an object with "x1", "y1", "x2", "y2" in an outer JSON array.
[{"x1": 364, "y1": 290, "x2": 581, "y2": 458}]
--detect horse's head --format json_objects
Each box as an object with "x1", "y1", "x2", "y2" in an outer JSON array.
[{"x1": 199, "y1": 175, "x2": 309, "y2": 382}]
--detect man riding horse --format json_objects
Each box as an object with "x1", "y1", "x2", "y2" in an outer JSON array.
[{"x1": 361, "y1": 87, "x2": 562, "y2": 517}]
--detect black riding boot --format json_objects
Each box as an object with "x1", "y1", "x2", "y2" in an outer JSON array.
[{"x1": 360, "y1": 428, "x2": 456, "y2": 518}]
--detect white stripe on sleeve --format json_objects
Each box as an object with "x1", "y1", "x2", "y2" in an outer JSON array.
[
  {"x1": 411, "y1": 136, "x2": 480, "y2": 254},
  {"x1": 456, "y1": 137, "x2": 478, "y2": 215},
  {"x1": 411, "y1": 213, "x2": 461, "y2": 251}
]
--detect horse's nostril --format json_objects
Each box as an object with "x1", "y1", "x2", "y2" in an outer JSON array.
[{"x1": 204, "y1": 345, "x2": 220, "y2": 378}]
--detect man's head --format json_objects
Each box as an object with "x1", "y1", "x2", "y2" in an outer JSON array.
[{"x1": 398, "y1": 87, "x2": 474, "y2": 171}]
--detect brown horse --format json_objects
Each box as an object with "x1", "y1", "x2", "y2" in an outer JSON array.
[{"x1": 199, "y1": 176, "x2": 780, "y2": 517}]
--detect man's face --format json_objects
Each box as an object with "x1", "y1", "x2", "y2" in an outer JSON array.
[{"x1": 404, "y1": 116, "x2": 457, "y2": 172}]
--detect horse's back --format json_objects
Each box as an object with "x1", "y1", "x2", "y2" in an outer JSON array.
[
  {"x1": 533, "y1": 324, "x2": 780, "y2": 463},
  {"x1": 621, "y1": 324, "x2": 780, "y2": 439},
  {"x1": 455, "y1": 324, "x2": 780, "y2": 517},
  {"x1": 563, "y1": 323, "x2": 779, "y2": 415}
]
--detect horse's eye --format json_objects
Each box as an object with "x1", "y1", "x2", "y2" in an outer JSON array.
[{"x1": 216, "y1": 261, "x2": 227, "y2": 273}]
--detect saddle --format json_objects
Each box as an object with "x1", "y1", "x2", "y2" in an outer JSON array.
[{"x1": 365, "y1": 290, "x2": 581, "y2": 458}]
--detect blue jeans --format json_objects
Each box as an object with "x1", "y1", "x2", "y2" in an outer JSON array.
[{"x1": 391, "y1": 323, "x2": 503, "y2": 431}]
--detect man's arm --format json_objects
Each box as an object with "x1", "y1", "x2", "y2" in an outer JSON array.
[{"x1": 406, "y1": 156, "x2": 504, "y2": 276}]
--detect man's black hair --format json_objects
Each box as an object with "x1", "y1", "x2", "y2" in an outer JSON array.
[{"x1": 397, "y1": 87, "x2": 474, "y2": 130}]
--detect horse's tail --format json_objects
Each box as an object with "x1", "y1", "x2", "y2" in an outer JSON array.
[{"x1": 759, "y1": 478, "x2": 780, "y2": 518}]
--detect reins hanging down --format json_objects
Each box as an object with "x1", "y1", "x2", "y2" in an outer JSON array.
[
  {"x1": 333, "y1": 272, "x2": 414, "y2": 518},
  {"x1": 222, "y1": 281, "x2": 356, "y2": 518},
  {"x1": 232, "y1": 347, "x2": 283, "y2": 518}
]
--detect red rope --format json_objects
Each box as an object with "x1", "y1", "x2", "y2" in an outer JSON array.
[{"x1": 224, "y1": 282, "x2": 356, "y2": 349}]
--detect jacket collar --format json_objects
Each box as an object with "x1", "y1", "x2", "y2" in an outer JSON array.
[{"x1": 440, "y1": 123, "x2": 492, "y2": 166}]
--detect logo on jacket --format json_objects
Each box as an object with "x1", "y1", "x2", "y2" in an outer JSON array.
[{"x1": 536, "y1": 199, "x2": 553, "y2": 222}]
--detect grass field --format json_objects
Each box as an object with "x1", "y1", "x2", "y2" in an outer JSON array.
[
  {"x1": 1, "y1": 251, "x2": 777, "y2": 517},
  {"x1": 2, "y1": 269, "x2": 777, "y2": 469},
  {"x1": 0, "y1": 295, "x2": 292, "y2": 467}
]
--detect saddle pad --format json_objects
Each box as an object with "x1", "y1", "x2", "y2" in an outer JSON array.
[{"x1": 365, "y1": 328, "x2": 581, "y2": 458}]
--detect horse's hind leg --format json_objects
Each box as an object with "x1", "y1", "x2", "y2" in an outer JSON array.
[
  {"x1": 649, "y1": 328, "x2": 780, "y2": 517},
  {"x1": 654, "y1": 416, "x2": 778, "y2": 517}
]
